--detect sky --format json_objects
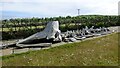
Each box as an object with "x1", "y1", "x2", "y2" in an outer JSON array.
[{"x1": 0, "y1": 0, "x2": 119, "y2": 19}]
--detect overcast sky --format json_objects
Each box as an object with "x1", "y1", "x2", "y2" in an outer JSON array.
[{"x1": 0, "y1": 0, "x2": 119, "y2": 19}]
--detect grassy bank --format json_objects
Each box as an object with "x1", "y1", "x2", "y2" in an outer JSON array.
[{"x1": 2, "y1": 33, "x2": 119, "y2": 66}]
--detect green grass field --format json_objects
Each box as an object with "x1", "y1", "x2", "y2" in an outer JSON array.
[
  {"x1": 2, "y1": 33, "x2": 119, "y2": 66},
  {"x1": 0, "y1": 25, "x2": 44, "y2": 32},
  {"x1": 0, "y1": 23, "x2": 75, "y2": 32}
]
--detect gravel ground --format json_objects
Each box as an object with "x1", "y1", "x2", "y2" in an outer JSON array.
[{"x1": 108, "y1": 26, "x2": 119, "y2": 32}]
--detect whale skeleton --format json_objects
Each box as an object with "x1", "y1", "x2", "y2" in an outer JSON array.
[
  {"x1": 15, "y1": 21, "x2": 62, "y2": 47},
  {"x1": 1, "y1": 21, "x2": 112, "y2": 49}
]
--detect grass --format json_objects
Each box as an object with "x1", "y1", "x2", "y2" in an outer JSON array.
[
  {"x1": 0, "y1": 25, "x2": 44, "y2": 32},
  {"x1": 1, "y1": 33, "x2": 119, "y2": 66},
  {"x1": 0, "y1": 24, "x2": 76, "y2": 32}
]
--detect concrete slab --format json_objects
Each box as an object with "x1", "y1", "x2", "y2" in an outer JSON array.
[
  {"x1": 16, "y1": 43, "x2": 52, "y2": 47},
  {"x1": 13, "y1": 48, "x2": 29, "y2": 54},
  {"x1": 29, "y1": 48, "x2": 42, "y2": 51}
]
